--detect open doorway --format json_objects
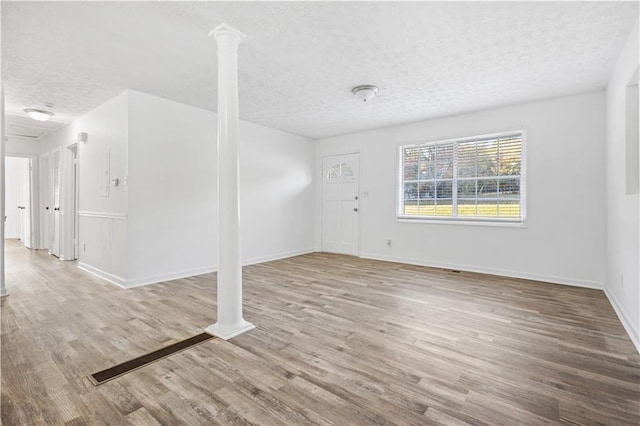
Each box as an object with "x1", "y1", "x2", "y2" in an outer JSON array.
[
  {"x1": 37, "y1": 144, "x2": 79, "y2": 261},
  {"x1": 4, "y1": 156, "x2": 35, "y2": 249}
]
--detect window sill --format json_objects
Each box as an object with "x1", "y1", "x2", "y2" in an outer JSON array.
[{"x1": 396, "y1": 217, "x2": 527, "y2": 228}]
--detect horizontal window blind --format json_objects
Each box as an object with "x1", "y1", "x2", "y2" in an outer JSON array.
[{"x1": 398, "y1": 131, "x2": 524, "y2": 222}]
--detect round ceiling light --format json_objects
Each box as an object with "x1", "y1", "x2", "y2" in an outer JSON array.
[
  {"x1": 24, "y1": 108, "x2": 54, "y2": 121},
  {"x1": 352, "y1": 85, "x2": 379, "y2": 102}
]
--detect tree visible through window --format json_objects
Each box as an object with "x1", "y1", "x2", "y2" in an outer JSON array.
[{"x1": 399, "y1": 131, "x2": 524, "y2": 222}]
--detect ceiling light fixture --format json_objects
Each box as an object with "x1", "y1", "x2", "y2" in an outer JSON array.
[
  {"x1": 352, "y1": 85, "x2": 379, "y2": 102},
  {"x1": 24, "y1": 108, "x2": 54, "y2": 121}
]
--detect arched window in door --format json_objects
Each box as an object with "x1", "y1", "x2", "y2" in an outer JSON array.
[{"x1": 326, "y1": 162, "x2": 353, "y2": 179}]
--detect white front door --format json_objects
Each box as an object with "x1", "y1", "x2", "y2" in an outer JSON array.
[
  {"x1": 51, "y1": 150, "x2": 61, "y2": 257},
  {"x1": 322, "y1": 153, "x2": 360, "y2": 256}
]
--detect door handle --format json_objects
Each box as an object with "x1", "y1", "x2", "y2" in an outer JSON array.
[{"x1": 353, "y1": 208, "x2": 358, "y2": 212}]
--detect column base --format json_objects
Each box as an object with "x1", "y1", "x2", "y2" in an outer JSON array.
[
  {"x1": 205, "y1": 320, "x2": 255, "y2": 340},
  {"x1": 0, "y1": 288, "x2": 8, "y2": 297}
]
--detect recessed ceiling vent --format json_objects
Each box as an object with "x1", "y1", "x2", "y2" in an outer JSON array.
[{"x1": 6, "y1": 133, "x2": 39, "y2": 139}]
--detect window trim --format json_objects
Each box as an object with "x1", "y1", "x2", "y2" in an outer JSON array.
[{"x1": 396, "y1": 129, "x2": 527, "y2": 225}]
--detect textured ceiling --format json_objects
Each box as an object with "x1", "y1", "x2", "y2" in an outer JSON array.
[{"x1": 3, "y1": 1, "x2": 639, "y2": 140}]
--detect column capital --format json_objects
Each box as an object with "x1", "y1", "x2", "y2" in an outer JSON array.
[{"x1": 208, "y1": 23, "x2": 246, "y2": 44}]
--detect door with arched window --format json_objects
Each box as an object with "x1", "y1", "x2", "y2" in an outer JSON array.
[{"x1": 322, "y1": 153, "x2": 359, "y2": 256}]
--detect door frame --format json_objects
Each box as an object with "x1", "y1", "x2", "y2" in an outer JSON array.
[
  {"x1": 66, "y1": 143, "x2": 79, "y2": 260},
  {"x1": 49, "y1": 148, "x2": 62, "y2": 257},
  {"x1": 4, "y1": 154, "x2": 39, "y2": 249},
  {"x1": 320, "y1": 151, "x2": 361, "y2": 256},
  {"x1": 40, "y1": 153, "x2": 50, "y2": 250}
]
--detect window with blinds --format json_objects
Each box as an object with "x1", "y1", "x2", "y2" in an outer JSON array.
[{"x1": 398, "y1": 131, "x2": 524, "y2": 223}]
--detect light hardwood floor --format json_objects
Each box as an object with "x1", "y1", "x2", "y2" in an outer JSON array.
[{"x1": 2, "y1": 239, "x2": 639, "y2": 425}]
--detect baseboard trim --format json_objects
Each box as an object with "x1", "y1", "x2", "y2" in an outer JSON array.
[
  {"x1": 359, "y1": 252, "x2": 603, "y2": 290},
  {"x1": 124, "y1": 266, "x2": 217, "y2": 289},
  {"x1": 243, "y1": 247, "x2": 316, "y2": 267},
  {"x1": 109, "y1": 247, "x2": 318, "y2": 289},
  {"x1": 604, "y1": 288, "x2": 640, "y2": 354},
  {"x1": 78, "y1": 211, "x2": 127, "y2": 220},
  {"x1": 77, "y1": 262, "x2": 127, "y2": 288}
]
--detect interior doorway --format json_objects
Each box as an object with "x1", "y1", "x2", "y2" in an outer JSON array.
[
  {"x1": 40, "y1": 153, "x2": 50, "y2": 251},
  {"x1": 321, "y1": 153, "x2": 360, "y2": 256},
  {"x1": 68, "y1": 144, "x2": 79, "y2": 260},
  {"x1": 4, "y1": 156, "x2": 34, "y2": 249},
  {"x1": 50, "y1": 149, "x2": 61, "y2": 257}
]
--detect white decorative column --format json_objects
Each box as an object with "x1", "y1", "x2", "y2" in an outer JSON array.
[
  {"x1": 0, "y1": 81, "x2": 7, "y2": 297},
  {"x1": 205, "y1": 23, "x2": 254, "y2": 339}
]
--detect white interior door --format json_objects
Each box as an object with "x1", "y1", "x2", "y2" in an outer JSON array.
[
  {"x1": 4, "y1": 158, "x2": 19, "y2": 239},
  {"x1": 51, "y1": 150, "x2": 61, "y2": 257},
  {"x1": 40, "y1": 154, "x2": 50, "y2": 250},
  {"x1": 322, "y1": 153, "x2": 360, "y2": 256},
  {"x1": 5, "y1": 157, "x2": 31, "y2": 246},
  {"x1": 15, "y1": 161, "x2": 23, "y2": 239},
  {"x1": 20, "y1": 158, "x2": 32, "y2": 248}
]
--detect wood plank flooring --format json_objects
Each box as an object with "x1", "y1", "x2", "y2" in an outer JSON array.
[{"x1": 2, "y1": 239, "x2": 639, "y2": 425}]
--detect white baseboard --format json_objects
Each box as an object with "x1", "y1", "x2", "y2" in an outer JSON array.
[
  {"x1": 125, "y1": 247, "x2": 317, "y2": 288},
  {"x1": 359, "y1": 252, "x2": 604, "y2": 290},
  {"x1": 604, "y1": 288, "x2": 640, "y2": 354},
  {"x1": 77, "y1": 262, "x2": 127, "y2": 288},
  {"x1": 124, "y1": 265, "x2": 217, "y2": 289},
  {"x1": 242, "y1": 247, "x2": 316, "y2": 267},
  {"x1": 80, "y1": 247, "x2": 317, "y2": 289}
]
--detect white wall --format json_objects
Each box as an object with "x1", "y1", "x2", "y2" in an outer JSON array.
[
  {"x1": 126, "y1": 91, "x2": 216, "y2": 285},
  {"x1": 37, "y1": 89, "x2": 315, "y2": 287},
  {"x1": 39, "y1": 91, "x2": 129, "y2": 277},
  {"x1": 605, "y1": 18, "x2": 639, "y2": 352},
  {"x1": 316, "y1": 91, "x2": 606, "y2": 289},
  {"x1": 239, "y1": 119, "x2": 315, "y2": 265},
  {"x1": 5, "y1": 138, "x2": 41, "y2": 157},
  {"x1": 126, "y1": 90, "x2": 315, "y2": 286}
]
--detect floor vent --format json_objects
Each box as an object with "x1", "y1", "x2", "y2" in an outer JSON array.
[{"x1": 88, "y1": 332, "x2": 215, "y2": 385}]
